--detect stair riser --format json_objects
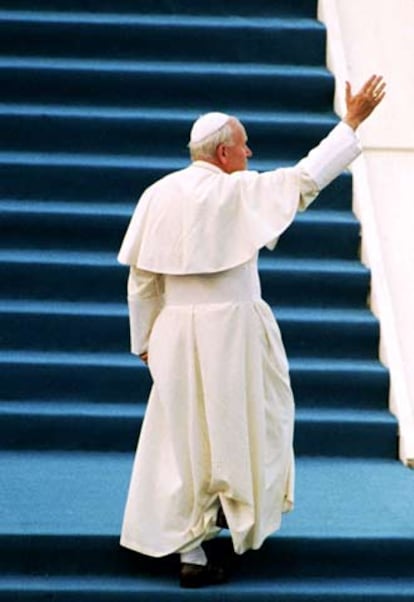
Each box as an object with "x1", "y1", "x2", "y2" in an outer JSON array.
[
  {"x1": 0, "y1": 68, "x2": 334, "y2": 113},
  {"x1": 1, "y1": 534, "x2": 412, "y2": 579},
  {"x1": 291, "y1": 367, "x2": 389, "y2": 410},
  {"x1": 283, "y1": 318, "x2": 379, "y2": 359},
  {"x1": 2, "y1": 211, "x2": 361, "y2": 260},
  {"x1": 0, "y1": 115, "x2": 334, "y2": 162},
  {"x1": 278, "y1": 219, "x2": 360, "y2": 260},
  {"x1": 0, "y1": 262, "x2": 370, "y2": 308},
  {"x1": 0, "y1": 262, "x2": 127, "y2": 303},
  {"x1": 0, "y1": 0, "x2": 318, "y2": 18},
  {"x1": 0, "y1": 20, "x2": 326, "y2": 66},
  {"x1": 0, "y1": 407, "x2": 396, "y2": 457},
  {"x1": 0, "y1": 362, "x2": 388, "y2": 410},
  {"x1": 261, "y1": 269, "x2": 370, "y2": 309},
  {"x1": 0, "y1": 164, "x2": 353, "y2": 209},
  {"x1": 0, "y1": 312, "x2": 380, "y2": 359},
  {"x1": 1, "y1": 591, "x2": 413, "y2": 602},
  {"x1": 1, "y1": 361, "x2": 151, "y2": 403},
  {"x1": 0, "y1": 163, "x2": 158, "y2": 204},
  {"x1": 294, "y1": 419, "x2": 397, "y2": 458}
]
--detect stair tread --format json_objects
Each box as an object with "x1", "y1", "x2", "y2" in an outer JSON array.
[
  {"x1": 0, "y1": 248, "x2": 366, "y2": 269},
  {"x1": 0, "y1": 149, "x2": 335, "y2": 174},
  {"x1": 291, "y1": 357, "x2": 386, "y2": 371},
  {"x1": 0, "y1": 56, "x2": 329, "y2": 74},
  {"x1": 0, "y1": 299, "x2": 376, "y2": 321},
  {"x1": 0, "y1": 149, "x2": 186, "y2": 168},
  {"x1": 0, "y1": 11, "x2": 322, "y2": 28},
  {"x1": 2, "y1": 574, "x2": 414, "y2": 595},
  {"x1": 0, "y1": 248, "x2": 118, "y2": 265},
  {"x1": 0, "y1": 349, "x2": 385, "y2": 369},
  {"x1": 0, "y1": 102, "x2": 335, "y2": 123},
  {"x1": 0, "y1": 149, "x2": 292, "y2": 172},
  {"x1": 0, "y1": 400, "x2": 393, "y2": 422},
  {"x1": 0, "y1": 199, "x2": 356, "y2": 224},
  {"x1": 0, "y1": 452, "x2": 412, "y2": 538},
  {"x1": 262, "y1": 257, "x2": 368, "y2": 273},
  {"x1": 0, "y1": 399, "x2": 145, "y2": 416}
]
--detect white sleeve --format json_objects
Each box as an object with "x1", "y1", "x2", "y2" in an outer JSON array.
[
  {"x1": 127, "y1": 267, "x2": 164, "y2": 356},
  {"x1": 296, "y1": 121, "x2": 362, "y2": 210}
]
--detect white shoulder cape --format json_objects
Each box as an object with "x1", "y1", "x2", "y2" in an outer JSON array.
[
  {"x1": 118, "y1": 122, "x2": 361, "y2": 274},
  {"x1": 118, "y1": 161, "x2": 303, "y2": 275}
]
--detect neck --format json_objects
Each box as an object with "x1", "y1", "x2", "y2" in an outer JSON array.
[{"x1": 195, "y1": 156, "x2": 229, "y2": 173}]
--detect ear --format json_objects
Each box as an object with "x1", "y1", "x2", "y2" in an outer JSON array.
[{"x1": 215, "y1": 143, "x2": 228, "y2": 167}]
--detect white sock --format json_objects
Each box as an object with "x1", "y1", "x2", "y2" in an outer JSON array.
[{"x1": 180, "y1": 545, "x2": 208, "y2": 566}]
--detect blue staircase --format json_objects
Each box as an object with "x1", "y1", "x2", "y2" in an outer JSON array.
[{"x1": 2, "y1": 1, "x2": 414, "y2": 600}]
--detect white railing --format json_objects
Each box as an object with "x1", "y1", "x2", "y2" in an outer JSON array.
[{"x1": 318, "y1": 0, "x2": 414, "y2": 465}]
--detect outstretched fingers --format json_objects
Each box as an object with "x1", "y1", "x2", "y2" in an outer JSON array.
[
  {"x1": 361, "y1": 74, "x2": 386, "y2": 103},
  {"x1": 343, "y1": 74, "x2": 386, "y2": 129}
]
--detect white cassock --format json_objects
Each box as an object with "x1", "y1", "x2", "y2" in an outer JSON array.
[{"x1": 118, "y1": 122, "x2": 361, "y2": 557}]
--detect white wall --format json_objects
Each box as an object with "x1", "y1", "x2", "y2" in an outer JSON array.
[{"x1": 318, "y1": 0, "x2": 414, "y2": 464}]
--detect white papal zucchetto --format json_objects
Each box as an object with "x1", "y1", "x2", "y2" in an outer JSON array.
[{"x1": 189, "y1": 112, "x2": 231, "y2": 144}]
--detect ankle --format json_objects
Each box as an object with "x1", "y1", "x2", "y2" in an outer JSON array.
[{"x1": 180, "y1": 545, "x2": 208, "y2": 567}]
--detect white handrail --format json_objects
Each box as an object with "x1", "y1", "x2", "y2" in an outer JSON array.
[{"x1": 318, "y1": 0, "x2": 414, "y2": 465}]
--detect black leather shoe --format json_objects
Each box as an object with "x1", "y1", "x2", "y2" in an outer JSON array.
[{"x1": 180, "y1": 562, "x2": 227, "y2": 588}]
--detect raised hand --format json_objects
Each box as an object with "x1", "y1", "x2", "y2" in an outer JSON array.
[{"x1": 344, "y1": 75, "x2": 386, "y2": 130}]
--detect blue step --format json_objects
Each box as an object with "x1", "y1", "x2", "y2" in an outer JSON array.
[
  {"x1": 261, "y1": 259, "x2": 371, "y2": 309},
  {"x1": 0, "y1": 160, "x2": 353, "y2": 207},
  {"x1": 1, "y1": 452, "x2": 413, "y2": 598},
  {"x1": 0, "y1": 12, "x2": 326, "y2": 66},
  {"x1": 0, "y1": 252, "x2": 370, "y2": 308},
  {"x1": 0, "y1": 400, "x2": 397, "y2": 457},
  {"x1": 0, "y1": 59, "x2": 334, "y2": 113},
  {"x1": 0, "y1": 112, "x2": 336, "y2": 161},
  {"x1": 0, "y1": 304, "x2": 381, "y2": 360},
  {"x1": 0, "y1": 1, "x2": 319, "y2": 18},
  {"x1": 0, "y1": 352, "x2": 389, "y2": 411},
  {"x1": 3, "y1": 575, "x2": 414, "y2": 601},
  {"x1": 1, "y1": 204, "x2": 360, "y2": 259}
]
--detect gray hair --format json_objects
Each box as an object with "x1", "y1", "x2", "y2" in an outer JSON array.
[{"x1": 188, "y1": 118, "x2": 237, "y2": 161}]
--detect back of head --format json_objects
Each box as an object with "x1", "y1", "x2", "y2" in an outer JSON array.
[{"x1": 188, "y1": 112, "x2": 236, "y2": 161}]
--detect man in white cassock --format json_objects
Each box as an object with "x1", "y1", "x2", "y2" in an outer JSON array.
[{"x1": 118, "y1": 76, "x2": 385, "y2": 588}]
